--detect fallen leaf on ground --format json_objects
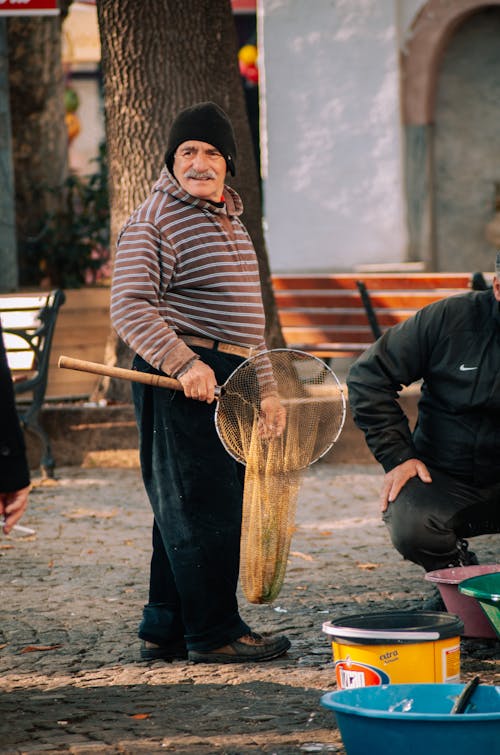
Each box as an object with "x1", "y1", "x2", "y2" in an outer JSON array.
[
  {"x1": 32, "y1": 478, "x2": 59, "y2": 488},
  {"x1": 290, "y1": 551, "x2": 314, "y2": 562},
  {"x1": 64, "y1": 508, "x2": 118, "y2": 519},
  {"x1": 20, "y1": 644, "x2": 62, "y2": 654},
  {"x1": 357, "y1": 562, "x2": 379, "y2": 570},
  {"x1": 129, "y1": 713, "x2": 151, "y2": 720},
  {"x1": 0, "y1": 644, "x2": 7, "y2": 650}
]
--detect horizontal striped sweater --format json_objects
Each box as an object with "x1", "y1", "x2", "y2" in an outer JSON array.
[{"x1": 111, "y1": 168, "x2": 267, "y2": 376}]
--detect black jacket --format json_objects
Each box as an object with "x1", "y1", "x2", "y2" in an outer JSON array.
[
  {"x1": 347, "y1": 289, "x2": 500, "y2": 485},
  {"x1": 0, "y1": 322, "x2": 30, "y2": 492}
]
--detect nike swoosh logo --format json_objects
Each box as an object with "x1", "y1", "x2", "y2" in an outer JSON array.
[{"x1": 459, "y1": 364, "x2": 478, "y2": 371}]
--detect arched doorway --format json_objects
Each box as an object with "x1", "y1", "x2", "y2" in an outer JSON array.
[
  {"x1": 434, "y1": 7, "x2": 500, "y2": 271},
  {"x1": 402, "y1": 0, "x2": 500, "y2": 272}
]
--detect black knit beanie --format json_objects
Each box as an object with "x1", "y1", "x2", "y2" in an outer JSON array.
[{"x1": 164, "y1": 101, "x2": 237, "y2": 176}]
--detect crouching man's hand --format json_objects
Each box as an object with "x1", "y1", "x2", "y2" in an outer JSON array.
[{"x1": 380, "y1": 458, "x2": 432, "y2": 512}]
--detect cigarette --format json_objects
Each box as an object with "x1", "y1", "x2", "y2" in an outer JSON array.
[{"x1": 2, "y1": 520, "x2": 36, "y2": 535}]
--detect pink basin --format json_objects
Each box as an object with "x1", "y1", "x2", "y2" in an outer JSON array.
[{"x1": 425, "y1": 564, "x2": 500, "y2": 638}]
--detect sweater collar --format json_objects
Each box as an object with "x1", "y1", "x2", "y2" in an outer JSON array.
[{"x1": 153, "y1": 167, "x2": 244, "y2": 217}]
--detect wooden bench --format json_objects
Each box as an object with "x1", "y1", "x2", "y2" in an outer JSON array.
[
  {"x1": 1, "y1": 289, "x2": 66, "y2": 477},
  {"x1": 271, "y1": 272, "x2": 487, "y2": 359}
]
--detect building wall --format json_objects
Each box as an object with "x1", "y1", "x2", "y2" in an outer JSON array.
[
  {"x1": 67, "y1": 75, "x2": 105, "y2": 175},
  {"x1": 62, "y1": 1, "x2": 500, "y2": 274},
  {"x1": 64, "y1": 0, "x2": 426, "y2": 273},
  {"x1": 260, "y1": 0, "x2": 421, "y2": 272},
  {"x1": 400, "y1": 0, "x2": 500, "y2": 273},
  {"x1": 62, "y1": 1, "x2": 104, "y2": 175},
  {"x1": 433, "y1": 7, "x2": 500, "y2": 272}
]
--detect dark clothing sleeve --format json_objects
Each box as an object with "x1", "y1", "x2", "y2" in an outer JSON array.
[
  {"x1": 0, "y1": 322, "x2": 30, "y2": 492},
  {"x1": 346, "y1": 306, "x2": 435, "y2": 472}
]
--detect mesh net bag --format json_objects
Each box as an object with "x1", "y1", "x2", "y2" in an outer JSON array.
[{"x1": 215, "y1": 349, "x2": 345, "y2": 604}]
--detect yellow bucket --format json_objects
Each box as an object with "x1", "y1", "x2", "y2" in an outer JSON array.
[{"x1": 322, "y1": 611, "x2": 463, "y2": 689}]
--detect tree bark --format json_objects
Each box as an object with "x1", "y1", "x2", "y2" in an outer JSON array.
[
  {"x1": 0, "y1": 20, "x2": 16, "y2": 291},
  {"x1": 7, "y1": 4, "x2": 72, "y2": 285},
  {"x1": 94, "y1": 0, "x2": 283, "y2": 402}
]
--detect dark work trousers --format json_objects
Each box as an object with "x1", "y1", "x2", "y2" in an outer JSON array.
[
  {"x1": 131, "y1": 349, "x2": 250, "y2": 652},
  {"x1": 383, "y1": 466, "x2": 500, "y2": 572}
]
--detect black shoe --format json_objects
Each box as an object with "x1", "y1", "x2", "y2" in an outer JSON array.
[
  {"x1": 457, "y1": 539, "x2": 479, "y2": 566},
  {"x1": 140, "y1": 638, "x2": 188, "y2": 661},
  {"x1": 421, "y1": 592, "x2": 447, "y2": 612},
  {"x1": 188, "y1": 631, "x2": 291, "y2": 664}
]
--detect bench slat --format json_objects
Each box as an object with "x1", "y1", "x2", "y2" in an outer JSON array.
[
  {"x1": 0, "y1": 294, "x2": 54, "y2": 309},
  {"x1": 6, "y1": 354, "x2": 36, "y2": 371},
  {"x1": 281, "y1": 327, "x2": 374, "y2": 342},
  {"x1": 274, "y1": 292, "x2": 364, "y2": 307},
  {"x1": 279, "y1": 311, "x2": 373, "y2": 327},
  {"x1": 272, "y1": 273, "x2": 473, "y2": 290},
  {"x1": 0, "y1": 311, "x2": 43, "y2": 330}
]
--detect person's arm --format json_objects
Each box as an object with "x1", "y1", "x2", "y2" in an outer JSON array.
[
  {"x1": 348, "y1": 299, "x2": 462, "y2": 508},
  {"x1": 348, "y1": 301, "x2": 445, "y2": 461},
  {"x1": 347, "y1": 321, "x2": 433, "y2": 509},
  {"x1": 347, "y1": 321, "x2": 423, "y2": 468},
  {"x1": 110, "y1": 220, "x2": 199, "y2": 377},
  {"x1": 0, "y1": 323, "x2": 30, "y2": 533}
]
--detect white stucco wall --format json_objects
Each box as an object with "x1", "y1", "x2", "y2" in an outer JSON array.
[{"x1": 259, "y1": 0, "x2": 410, "y2": 271}]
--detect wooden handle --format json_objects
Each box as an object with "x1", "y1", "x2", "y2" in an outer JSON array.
[{"x1": 58, "y1": 355, "x2": 183, "y2": 391}]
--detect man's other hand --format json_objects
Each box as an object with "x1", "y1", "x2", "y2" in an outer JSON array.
[
  {"x1": 258, "y1": 395, "x2": 287, "y2": 438},
  {"x1": 380, "y1": 459, "x2": 432, "y2": 512}
]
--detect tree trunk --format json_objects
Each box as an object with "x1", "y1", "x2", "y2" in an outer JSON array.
[
  {"x1": 0, "y1": 20, "x2": 16, "y2": 292},
  {"x1": 94, "y1": 0, "x2": 283, "y2": 402},
  {"x1": 7, "y1": 6, "x2": 71, "y2": 285}
]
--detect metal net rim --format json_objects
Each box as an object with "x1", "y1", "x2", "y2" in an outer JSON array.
[{"x1": 214, "y1": 348, "x2": 346, "y2": 466}]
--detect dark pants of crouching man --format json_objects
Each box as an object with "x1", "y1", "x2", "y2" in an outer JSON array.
[
  {"x1": 131, "y1": 348, "x2": 251, "y2": 652},
  {"x1": 383, "y1": 466, "x2": 500, "y2": 572}
]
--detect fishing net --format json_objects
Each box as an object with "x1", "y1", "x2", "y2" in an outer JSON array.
[
  {"x1": 215, "y1": 349, "x2": 345, "y2": 604},
  {"x1": 58, "y1": 349, "x2": 345, "y2": 605}
]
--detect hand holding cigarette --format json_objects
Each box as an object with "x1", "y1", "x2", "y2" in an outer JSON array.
[{"x1": 1, "y1": 485, "x2": 31, "y2": 535}]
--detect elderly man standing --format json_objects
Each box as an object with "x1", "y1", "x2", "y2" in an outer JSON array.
[
  {"x1": 347, "y1": 254, "x2": 500, "y2": 582},
  {"x1": 111, "y1": 102, "x2": 290, "y2": 663}
]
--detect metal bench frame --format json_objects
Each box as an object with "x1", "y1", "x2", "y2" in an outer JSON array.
[{"x1": 1, "y1": 289, "x2": 66, "y2": 477}]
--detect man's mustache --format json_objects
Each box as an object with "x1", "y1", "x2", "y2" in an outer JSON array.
[{"x1": 184, "y1": 169, "x2": 217, "y2": 180}]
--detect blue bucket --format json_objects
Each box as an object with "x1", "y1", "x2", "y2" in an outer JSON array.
[{"x1": 321, "y1": 683, "x2": 500, "y2": 755}]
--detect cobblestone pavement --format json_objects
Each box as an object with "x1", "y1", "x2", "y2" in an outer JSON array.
[{"x1": 0, "y1": 462, "x2": 498, "y2": 754}]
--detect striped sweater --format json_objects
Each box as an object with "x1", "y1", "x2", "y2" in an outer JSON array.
[{"x1": 111, "y1": 168, "x2": 267, "y2": 376}]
